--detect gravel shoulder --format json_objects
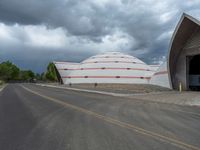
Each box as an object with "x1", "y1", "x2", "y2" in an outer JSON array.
[
  {"x1": 43, "y1": 83, "x2": 171, "y2": 94},
  {"x1": 128, "y1": 91, "x2": 200, "y2": 106},
  {"x1": 0, "y1": 82, "x2": 6, "y2": 92}
]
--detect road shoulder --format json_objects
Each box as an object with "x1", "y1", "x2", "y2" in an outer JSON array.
[{"x1": 0, "y1": 84, "x2": 7, "y2": 92}]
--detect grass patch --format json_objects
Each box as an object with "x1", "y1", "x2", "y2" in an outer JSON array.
[{"x1": 0, "y1": 80, "x2": 4, "y2": 86}]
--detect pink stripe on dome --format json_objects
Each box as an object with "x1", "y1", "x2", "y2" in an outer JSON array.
[
  {"x1": 82, "y1": 61, "x2": 145, "y2": 64},
  {"x1": 58, "y1": 67, "x2": 154, "y2": 71},
  {"x1": 62, "y1": 76, "x2": 151, "y2": 79}
]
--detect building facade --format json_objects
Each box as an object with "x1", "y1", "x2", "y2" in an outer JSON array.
[
  {"x1": 168, "y1": 13, "x2": 200, "y2": 90},
  {"x1": 54, "y1": 13, "x2": 200, "y2": 91}
]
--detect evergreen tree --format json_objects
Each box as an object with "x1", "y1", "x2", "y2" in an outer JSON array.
[{"x1": 45, "y1": 62, "x2": 57, "y2": 81}]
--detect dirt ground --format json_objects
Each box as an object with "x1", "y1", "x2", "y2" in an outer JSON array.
[{"x1": 64, "y1": 83, "x2": 171, "y2": 94}]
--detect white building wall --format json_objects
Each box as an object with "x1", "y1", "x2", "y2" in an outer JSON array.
[
  {"x1": 53, "y1": 61, "x2": 80, "y2": 84},
  {"x1": 149, "y1": 62, "x2": 170, "y2": 88},
  {"x1": 67, "y1": 78, "x2": 149, "y2": 84}
]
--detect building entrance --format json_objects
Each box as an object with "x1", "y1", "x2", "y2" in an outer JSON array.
[{"x1": 188, "y1": 54, "x2": 200, "y2": 91}]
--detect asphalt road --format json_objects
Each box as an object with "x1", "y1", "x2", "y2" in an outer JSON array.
[{"x1": 0, "y1": 84, "x2": 200, "y2": 150}]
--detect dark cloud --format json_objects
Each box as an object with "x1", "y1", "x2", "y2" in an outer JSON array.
[
  {"x1": 0, "y1": 0, "x2": 200, "y2": 72},
  {"x1": 0, "y1": 0, "x2": 114, "y2": 37},
  {"x1": 0, "y1": 43, "x2": 95, "y2": 73}
]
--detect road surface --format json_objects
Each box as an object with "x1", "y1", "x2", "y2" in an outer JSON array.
[{"x1": 0, "y1": 84, "x2": 200, "y2": 150}]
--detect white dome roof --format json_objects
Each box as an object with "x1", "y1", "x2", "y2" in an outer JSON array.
[
  {"x1": 82, "y1": 52, "x2": 145, "y2": 64},
  {"x1": 54, "y1": 52, "x2": 156, "y2": 84}
]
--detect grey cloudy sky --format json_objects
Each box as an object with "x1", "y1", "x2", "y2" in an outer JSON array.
[{"x1": 0, "y1": 0, "x2": 200, "y2": 73}]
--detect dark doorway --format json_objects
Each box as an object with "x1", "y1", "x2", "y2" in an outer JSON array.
[{"x1": 188, "y1": 54, "x2": 200, "y2": 91}]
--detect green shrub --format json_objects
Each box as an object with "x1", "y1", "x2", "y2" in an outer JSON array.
[{"x1": 0, "y1": 80, "x2": 4, "y2": 85}]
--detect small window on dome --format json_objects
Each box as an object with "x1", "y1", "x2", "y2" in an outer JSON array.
[
  {"x1": 84, "y1": 76, "x2": 88, "y2": 78},
  {"x1": 127, "y1": 68, "x2": 131, "y2": 70},
  {"x1": 116, "y1": 76, "x2": 120, "y2": 78}
]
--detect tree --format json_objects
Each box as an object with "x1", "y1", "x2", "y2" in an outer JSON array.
[
  {"x1": 0, "y1": 61, "x2": 37, "y2": 82},
  {"x1": 45, "y1": 62, "x2": 57, "y2": 81},
  {"x1": 40, "y1": 72, "x2": 46, "y2": 81},
  {"x1": 35, "y1": 73, "x2": 42, "y2": 80},
  {"x1": 19, "y1": 70, "x2": 35, "y2": 81},
  {"x1": 0, "y1": 61, "x2": 20, "y2": 81}
]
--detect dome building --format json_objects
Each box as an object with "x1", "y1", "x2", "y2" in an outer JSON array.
[{"x1": 54, "y1": 52, "x2": 156, "y2": 84}]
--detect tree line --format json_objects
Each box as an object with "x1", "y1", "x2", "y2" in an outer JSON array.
[{"x1": 0, "y1": 61, "x2": 58, "y2": 82}]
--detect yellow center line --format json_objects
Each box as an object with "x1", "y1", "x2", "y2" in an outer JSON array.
[{"x1": 21, "y1": 85, "x2": 200, "y2": 150}]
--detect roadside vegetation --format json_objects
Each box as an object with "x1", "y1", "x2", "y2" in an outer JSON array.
[
  {"x1": 0, "y1": 80, "x2": 4, "y2": 86},
  {"x1": 0, "y1": 61, "x2": 58, "y2": 83},
  {"x1": 45, "y1": 62, "x2": 58, "y2": 82}
]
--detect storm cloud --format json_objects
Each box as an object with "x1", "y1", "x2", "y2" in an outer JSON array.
[{"x1": 0, "y1": 0, "x2": 200, "y2": 72}]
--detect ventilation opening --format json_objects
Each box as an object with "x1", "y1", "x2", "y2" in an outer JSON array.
[{"x1": 188, "y1": 54, "x2": 200, "y2": 91}]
